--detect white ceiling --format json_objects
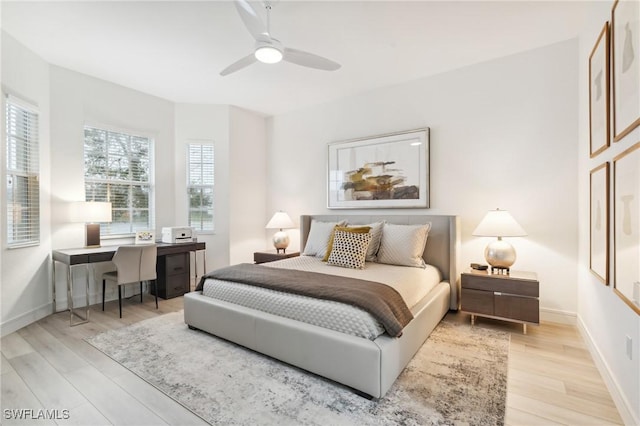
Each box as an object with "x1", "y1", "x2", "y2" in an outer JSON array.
[{"x1": 1, "y1": 1, "x2": 589, "y2": 116}]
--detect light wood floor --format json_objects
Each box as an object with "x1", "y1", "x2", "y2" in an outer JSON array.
[{"x1": 1, "y1": 296, "x2": 624, "y2": 425}]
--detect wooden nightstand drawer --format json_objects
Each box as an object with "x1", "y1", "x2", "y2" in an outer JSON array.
[
  {"x1": 461, "y1": 288, "x2": 494, "y2": 316},
  {"x1": 495, "y1": 294, "x2": 539, "y2": 323},
  {"x1": 461, "y1": 272, "x2": 539, "y2": 297}
]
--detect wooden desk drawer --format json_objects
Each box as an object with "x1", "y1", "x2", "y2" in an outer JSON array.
[
  {"x1": 165, "y1": 253, "x2": 188, "y2": 276},
  {"x1": 164, "y1": 274, "x2": 189, "y2": 298}
]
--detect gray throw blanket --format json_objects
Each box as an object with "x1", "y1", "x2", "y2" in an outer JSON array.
[{"x1": 196, "y1": 263, "x2": 413, "y2": 337}]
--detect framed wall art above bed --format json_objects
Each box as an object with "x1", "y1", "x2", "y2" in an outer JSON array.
[{"x1": 327, "y1": 128, "x2": 430, "y2": 209}]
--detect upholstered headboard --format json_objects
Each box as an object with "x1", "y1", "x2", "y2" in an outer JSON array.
[{"x1": 300, "y1": 215, "x2": 461, "y2": 310}]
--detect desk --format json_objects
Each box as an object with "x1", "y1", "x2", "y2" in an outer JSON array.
[{"x1": 52, "y1": 242, "x2": 206, "y2": 326}]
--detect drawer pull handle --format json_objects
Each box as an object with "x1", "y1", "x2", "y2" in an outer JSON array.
[{"x1": 494, "y1": 292, "x2": 502, "y2": 296}]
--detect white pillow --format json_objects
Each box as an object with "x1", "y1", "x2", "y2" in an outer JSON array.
[
  {"x1": 327, "y1": 230, "x2": 372, "y2": 269},
  {"x1": 347, "y1": 221, "x2": 384, "y2": 262},
  {"x1": 303, "y1": 219, "x2": 346, "y2": 257},
  {"x1": 376, "y1": 223, "x2": 432, "y2": 268}
]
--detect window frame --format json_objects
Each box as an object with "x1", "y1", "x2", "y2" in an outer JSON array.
[
  {"x1": 4, "y1": 93, "x2": 40, "y2": 249},
  {"x1": 83, "y1": 123, "x2": 155, "y2": 238},
  {"x1": 186, "y1": 142, "x2": 215, "y2": 234}
]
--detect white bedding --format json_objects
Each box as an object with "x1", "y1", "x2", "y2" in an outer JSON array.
[{"x1": 201, "y1": 256, "x2": 442, "y2": 340}]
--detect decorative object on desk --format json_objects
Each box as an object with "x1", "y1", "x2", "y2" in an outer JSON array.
[
  {"x1": 266, "y1": 211, "x2": 295, "y2": 253},
  {"x1": 613, "y1": 141, "x2": 640, "y2": 314},
  {"x1": 327, "y1": 128, "x2": 429, "y2": 209},
  {"x1": 611, "y1": 0, "x2": 640, "y2": 141},
  {"x1": 590, "y1": 162, "x2": 610, "y2": 285},
  {"x1": 589, "y1": 22, "x2": 610, "y2": 157},
  {"x1": 135, "y1": 230, "x2": 155, "y2": 245},
  {"x1": 70, "y1": 201, "x2": 112, "y2": 247},
  {"x1": 472, "y1": 208, "x2": 527, "y2": 274}
]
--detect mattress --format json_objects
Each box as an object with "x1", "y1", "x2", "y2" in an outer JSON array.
[{"x1": 201, "y1": 256, "x2": 442, "y2": 340}]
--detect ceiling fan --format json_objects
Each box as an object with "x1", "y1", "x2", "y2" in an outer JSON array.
[{"x1": 220, "y1": 0, "x2": 341, "y2": 76}]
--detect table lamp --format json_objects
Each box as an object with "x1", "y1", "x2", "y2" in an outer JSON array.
[
  {"x1": 472, "y1": 208, "x2": 526, "y2": 274},
  {"x1": 70, "y1": 201, "x2": 112, "y2": 247},
  {"x1": 266, "y1": 211, "x2": 295, "y2": 253}
]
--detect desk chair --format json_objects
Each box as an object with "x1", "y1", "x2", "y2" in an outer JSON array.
[{"x1": 102, "y1": 245, "x2": 158, "y2": 318}]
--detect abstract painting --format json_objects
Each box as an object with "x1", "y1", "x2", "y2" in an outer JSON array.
[{"x1": 328, "y1": 129, "x2": 429, "y2": 209}]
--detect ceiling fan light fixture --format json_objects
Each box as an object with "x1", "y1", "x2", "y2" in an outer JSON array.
[{"x1": 254, "y1": 45, "x2": 283, "y2": 64}]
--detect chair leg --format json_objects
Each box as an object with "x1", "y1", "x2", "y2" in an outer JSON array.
[
  {"x1": 140, "y1": 282, "x2": 143, "y2": 304},
  {"x1": 153, "y1": 280, "x2": 158, "y2": 309},
  {"x1": 102, "y1": 279, "x2": 106, "y2": 311},
  {"x1": 118, "y1": 285, "x2": 122, "y2": 318}
]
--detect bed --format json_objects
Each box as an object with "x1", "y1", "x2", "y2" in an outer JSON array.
[{"x1": 184, "y1": 214, "x2": 461, "y2": 398}]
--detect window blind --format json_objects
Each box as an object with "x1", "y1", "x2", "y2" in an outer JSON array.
[
  {"x1": 187, "y1": 143, "x2": 214, "y2": 232},
  {"x1": 84, "y1": 126, "x2": 154, "y2": 235},
  {"x1": 5, "y1": 96, "x2": 40, "y2": 247}
]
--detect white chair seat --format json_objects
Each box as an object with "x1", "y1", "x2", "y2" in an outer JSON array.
[{"x1": 102, "y1": 244, "x2": 158, "y2": 318}]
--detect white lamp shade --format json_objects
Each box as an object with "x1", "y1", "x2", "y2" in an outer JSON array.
[
  {"x1": 472, "y1": 209, "x2": 526, "y2": 237},
  {"x1": 70, "y1": 201, "x2": 113, "y2": 223},
  {"x1": 266, "y1": 211, "x2": 295, "y2": 229}
]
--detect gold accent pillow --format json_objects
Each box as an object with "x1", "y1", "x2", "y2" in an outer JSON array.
[{"x1": 323, "y1": 226, "x2": 371, "y2": 262}]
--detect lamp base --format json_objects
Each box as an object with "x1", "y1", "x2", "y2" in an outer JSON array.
[
  {"x1": 484, "y1": 238, "x2": 516, "y2": 274},
  {"x1": 85, "y1": 223, "x2": 102, "y2": 248},
  {"x1": 272, "y1": 230, "x2": 290, "y2": 254}
]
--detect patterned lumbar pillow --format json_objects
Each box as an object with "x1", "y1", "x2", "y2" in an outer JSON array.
[
  {"x1": 327, "y1": 229, "x2": 373, "y2": 269},
  {"x1": 323, "y1": 226, "x2": 371, "y2": 262}
]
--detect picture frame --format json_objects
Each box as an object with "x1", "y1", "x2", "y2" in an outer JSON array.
[
  {"x1": 327, "y1": 128, "x2": 429, "y2": 209},
  {"x1": 589, "y1": 23, "x2": 610, "y2": 157},
  {"x1": 590, "y1": 162, "x2": 609, "y2": 284},
  {"x1": 613, "y1": 141, "x2": 640, "y2": 314},
  {"x1": 135, "y1": 230, "x2": 155, "y2": 245},
  {"x1": 611, "y1": 0, "x2": 640, "y2": 142}
]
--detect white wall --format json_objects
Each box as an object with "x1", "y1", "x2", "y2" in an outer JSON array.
[
  {"x1": 229, "y1": 106, "x2": 267, "y2": 264},
  {"x1": 1, "y1": 33, "x2": 52, "y2": 335},
  {"x1": 577, "y1": 3, "x2": 640, "y2": 424},
  {"x1": 267, "y1": 39, "x2": 579, "y2": 322}
]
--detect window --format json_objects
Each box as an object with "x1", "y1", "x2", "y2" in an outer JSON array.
[
  {"x1": 187, "y1": 144, "x2": 214, "y2": 232},
  {"x1": 84, "y1": 126, "x2": 154, "y2": 236},
  {"x1": 5, "y1": 96, "x2": 40, "y2": 247}
]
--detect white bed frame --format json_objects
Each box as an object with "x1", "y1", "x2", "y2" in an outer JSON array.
[{"x1": 184, "y1": 214, "x2": 461, "y2": 398}]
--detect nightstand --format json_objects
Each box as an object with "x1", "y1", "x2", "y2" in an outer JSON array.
[
  {"x1": 253, "y1": 250, "x2": 300, "y2": 264},
  {"x1": 461, "y1": 269, "x2": 539, "y2": 334}
]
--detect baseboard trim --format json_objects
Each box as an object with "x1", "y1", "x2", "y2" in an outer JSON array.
[
  {"x1": 577, "y1": 316, "x2": 639, "y2": 426},
  {"x1": 1, "y1": 302, "x2": 53, "y2": 337},
  {"x1": 540, "y1": 307, "x2": 576, "y2": 325}
]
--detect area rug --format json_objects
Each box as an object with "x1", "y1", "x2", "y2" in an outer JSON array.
[{"x1": 86, "y1": 311, "x2": 509, "y2": 425}]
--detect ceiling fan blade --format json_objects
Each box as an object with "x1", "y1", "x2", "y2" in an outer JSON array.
[
  {"x1": 283, "y1": 48, "x2": 341, "y2": 71},
  {"x1": 220, "y1": 53, "x2": 257, "y2": 76},
  {"x1": 234, "y1": 0, "x2": 268, "y2": 40}
]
